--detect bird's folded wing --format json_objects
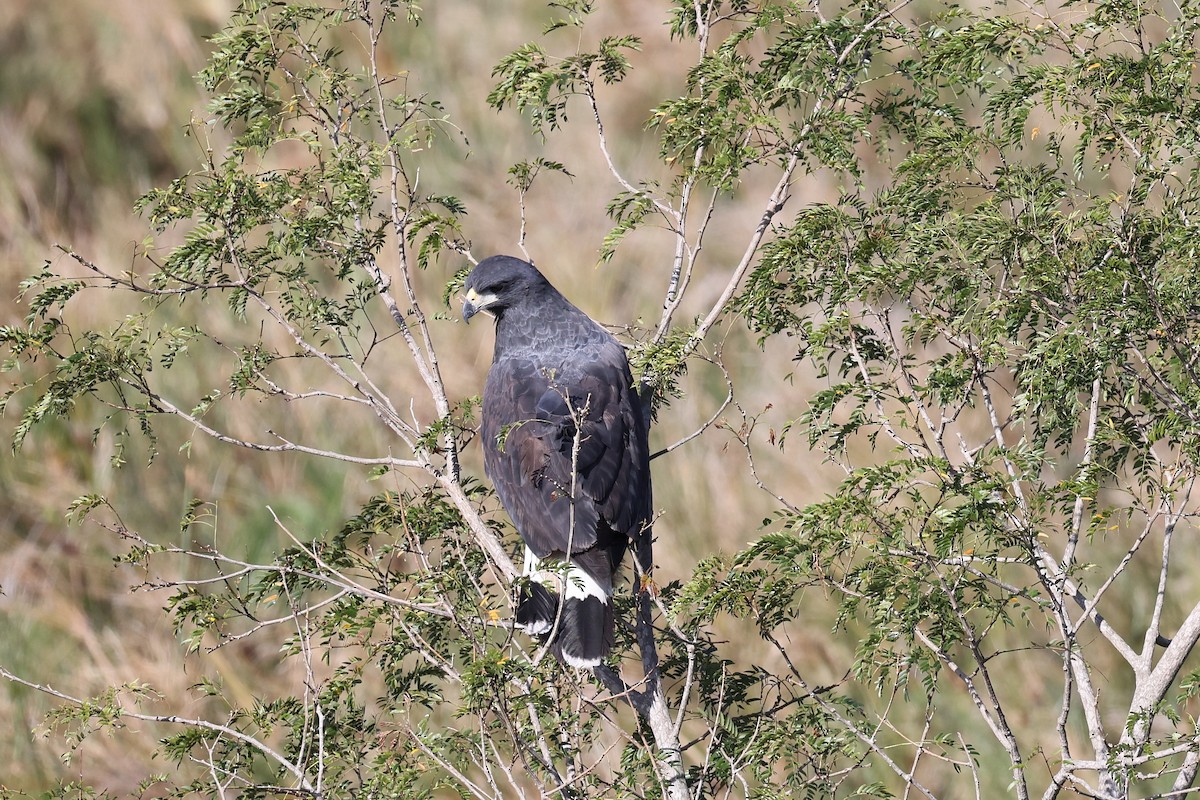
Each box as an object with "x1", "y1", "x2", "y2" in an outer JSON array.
[{"x1": 484, "y1": 357, "x2": 647, "y2": 557}]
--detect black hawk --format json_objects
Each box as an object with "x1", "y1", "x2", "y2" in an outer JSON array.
[{"x1": 462, "y1": 255, "x2": 651, "y2": 668}]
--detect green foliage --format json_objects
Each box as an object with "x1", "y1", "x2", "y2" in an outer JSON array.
[
  {"x1": 719, "y1": 0, "x2": 1200, "y2": 795},
  {"x1": 627, "y1": 325, "x2": 693, "y2": 415},
  {"x1": 508, "y1": 157, "x2": 573, "y2": 191},
  {"x1": 599, "y1": 190, "x2": 655, "y2": 264},
  {"x1": 489, "y1": 3, "x2": 641, "y2": 135},
  {"x1": 9, "y1": 0, "x2": 1200, "y2": 798},
  {"x1": 4, "y1": 0, "x2": 470, "y2": 466}
]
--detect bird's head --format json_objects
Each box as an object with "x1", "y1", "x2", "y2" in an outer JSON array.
[{"x1": 461, "y1": 255, "x2": 551, "y2": 323}]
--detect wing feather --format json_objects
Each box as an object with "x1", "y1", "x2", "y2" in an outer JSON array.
[{"x1": 481, "y1": 341, "x2": 649, "y2": 560}]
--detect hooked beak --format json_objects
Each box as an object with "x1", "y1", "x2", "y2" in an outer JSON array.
[{"x1": 461, "y1": 288, "x2": 494, "y2": 323}]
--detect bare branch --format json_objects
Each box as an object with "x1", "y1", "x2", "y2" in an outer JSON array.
[{"x1": 0, "y1": 666, "x2": 317, "y2": 794}]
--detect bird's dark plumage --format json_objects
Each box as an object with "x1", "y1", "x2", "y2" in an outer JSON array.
[{"x1": 463, "y1": 255, "x2": 651, "y2": 667}]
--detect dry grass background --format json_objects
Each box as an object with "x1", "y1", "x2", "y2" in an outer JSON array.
[
  {"x1": 0, "y1": 0, "x2": 829, "y2": 791},
  {"x1": 0, "y1": 0, "x2": 1178, "y2": 796}
]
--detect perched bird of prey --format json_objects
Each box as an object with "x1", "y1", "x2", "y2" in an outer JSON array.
[{"x1": 462, "y1": 255, "x2": 652, "y2": 668}]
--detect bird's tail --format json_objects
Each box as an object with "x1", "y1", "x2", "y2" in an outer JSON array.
[{"x1": 515, "y1": 551, "x2": 614, "y2": 668}]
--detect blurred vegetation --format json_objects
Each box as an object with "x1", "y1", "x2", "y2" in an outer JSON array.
[
  {"x1": 0, "y1": 1, "x2": 787, "y2": 793},
  {"x1": 0, "y1": 0, "x2": 230, "y2": 789},
  {"x1": 4, "y1": 0, "x2": 1200, "y2": 798}
]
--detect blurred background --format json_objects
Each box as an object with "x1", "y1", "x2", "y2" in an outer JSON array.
[
  {"x1": 3, "y1": 0, "x2": 1181, "y2": 795},
  {"x1": 0, "y1": 0, "x2": 826, "y2": 790}
]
